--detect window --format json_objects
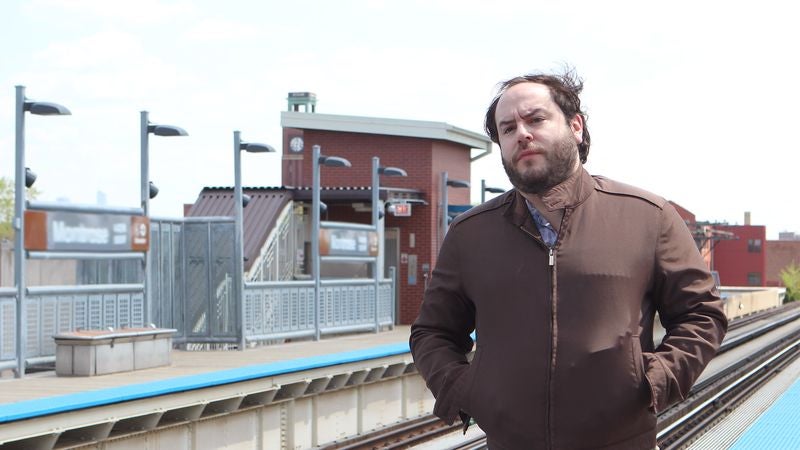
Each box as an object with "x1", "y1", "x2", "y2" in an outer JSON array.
[
  {"x1": 747, "y1": 239, "x2": 762, "y2": 253},
  {"x1": 747, "y1": 272, "x2": 762, "y2": 286}
]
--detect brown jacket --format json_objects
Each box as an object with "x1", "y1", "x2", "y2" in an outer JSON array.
[{"x1": 410, "y1": 169, "x2": 727, "y2": 450}]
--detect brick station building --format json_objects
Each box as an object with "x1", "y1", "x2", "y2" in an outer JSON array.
[{"x1": 189, "y1": 93, "x2": 493, "y2": 325}]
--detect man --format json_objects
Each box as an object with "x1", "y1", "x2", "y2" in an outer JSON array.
[{"x1": 409, "y1": 69, "x2": 727, "y2": 450}]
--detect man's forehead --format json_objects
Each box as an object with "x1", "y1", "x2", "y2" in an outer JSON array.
[{"x1": 496, "y1": 82, "x2": 554, "y2": 116}]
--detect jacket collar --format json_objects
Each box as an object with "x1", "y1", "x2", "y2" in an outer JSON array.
[{"x1": 504, "y1": 167, "x2": 596, "y2": 227}]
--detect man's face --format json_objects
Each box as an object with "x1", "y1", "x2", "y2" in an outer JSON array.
[{"x1": 495, "y1": 82, "x2": 583, "y2": 194}]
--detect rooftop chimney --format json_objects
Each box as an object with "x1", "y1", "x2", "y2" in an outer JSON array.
[
  {"x1": 287, "y1": 92, "x2": 317, "y2": 113},
  {"x1": 744, "y1": 211, "x2": 751, "y2": 226}
]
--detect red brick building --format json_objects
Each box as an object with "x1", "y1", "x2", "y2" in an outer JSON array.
[
  {"x1": 712, "y1": 223, "x2": 767, "y2": 286},
  {"x1": 280, "y1": 108, "x2": 492, "y2": 324}
]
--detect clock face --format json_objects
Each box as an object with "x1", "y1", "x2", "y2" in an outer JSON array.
[{"x1": 289, "y1": 137, "x2": 304, "y2": 152}]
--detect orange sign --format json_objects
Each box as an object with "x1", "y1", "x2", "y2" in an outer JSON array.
[{"x1": 24, "y1": 210, "x2": 150, "y2": 252}]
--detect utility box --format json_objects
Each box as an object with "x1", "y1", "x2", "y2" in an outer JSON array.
[{"x1": 54, "y1": 327, "x2": 176, "y2": 376}]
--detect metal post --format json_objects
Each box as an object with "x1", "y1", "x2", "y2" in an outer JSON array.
[
  {"x1": 372, "y1": 157, "x2": 380, "y2": 333},
  {"x1": 481, "y1": 178, "x2": 486, "y2": 204},
  {"x1": 440, "y1": 171, "x2": 449, "y2": 246},
  {"x1": 140, "y1": 111, "x2": 152, "y2": 326},
  {"x1": 312, "y1": 145, "x2": 322, "y2": 340},
  {"x1": 233, "y1": 131, "x2": 245, "y2": 350},
  {"x1": 13, "y1": 86, "x2": 26, "y2": 378}
]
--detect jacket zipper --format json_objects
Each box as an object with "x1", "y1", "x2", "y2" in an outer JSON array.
[
  {"x1": 547, "y1": 245, "x2": 557, "y2": 449},
  {"x1": 521, "y1": 209, "x2": 567, "y2": 449},
  {"x1": 519, "y1": 227, "x2": 556, "y2": 449}
]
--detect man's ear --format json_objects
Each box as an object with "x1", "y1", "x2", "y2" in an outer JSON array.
[{"x1": 570, "y1": 114, "x2": 584, "y2": 143}]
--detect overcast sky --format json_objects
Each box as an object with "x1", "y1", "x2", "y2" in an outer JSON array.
[{"x1": 1, "y1": 0, "x2": 796, "y2": 238}]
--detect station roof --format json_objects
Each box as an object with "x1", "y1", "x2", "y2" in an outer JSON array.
[
  {"x1": 187, "y1": 186, "x2": 424, "y2": 272},
  {"x1": 281, "y1": 111, "x2": 493, "y2": 158}
]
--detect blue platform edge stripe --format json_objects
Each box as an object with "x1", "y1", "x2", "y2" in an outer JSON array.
[
  {"x1": 0, "y1": 341, "x2": 411, "y2": 424},
  {"x1": 729, "y1": 376, "x2": 800, "y2": 449}
]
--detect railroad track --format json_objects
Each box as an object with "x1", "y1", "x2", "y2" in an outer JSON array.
[{"x1": 327, "y1": 303, "x2": 800, "y2": 450}]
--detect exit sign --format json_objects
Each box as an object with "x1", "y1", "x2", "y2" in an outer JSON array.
[{"x1": 392, "y1": 203, "x2": 411, "y2": 217}]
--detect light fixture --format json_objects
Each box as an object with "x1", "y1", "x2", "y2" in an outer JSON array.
[
  {"x1": 148, "y1": 181, "x2": 159, "y2": 199},
  {"x1": 24, "y1": 167, "x2": 36, "y2": 188}
]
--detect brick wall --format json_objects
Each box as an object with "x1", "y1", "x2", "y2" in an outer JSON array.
[
  {"x1": 766, "y1": 240, "x2": 800, "y2": 286},
  {"x1": 713, "y1": 225, "x2": 767, "y2": 287}
]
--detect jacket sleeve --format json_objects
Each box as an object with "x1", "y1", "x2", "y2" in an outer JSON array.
[
  {"x1": 645, "y1": 203, "x2": 728, "y2": 412},
  {"x1": 409, "y1": 225, "x2": 475, "y2": 425}
]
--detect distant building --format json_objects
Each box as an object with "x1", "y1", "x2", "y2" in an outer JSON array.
[
  {"x1": 767, "y1": 240, "x2": 800, "y2": 286},
  {"x1": 711, "y1": 212, "x2": 767, "y2": 287},
  {"x1": 778, "y1": 231, "x2": 800, "y2": 241}
]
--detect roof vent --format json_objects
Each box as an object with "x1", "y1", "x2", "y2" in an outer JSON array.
[{"x1": 287, "y1": 92, "x2": 317, "y2": 113}]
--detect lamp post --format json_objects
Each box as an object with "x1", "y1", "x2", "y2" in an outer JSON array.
[
  {"x1": 140, "y1": 111, "x2": 187, "y2": 327},
  {"x1": 234, "y1": 131, "x2": 275, "y2": 350},
  {"x1": 440, "y1": 171, "x2": 470, "y2": 246},
  {"x1": 312, "y1": 144, "x2": 351, "y2": 341},
  {"x1": 480, "y1": 179, "x2": 505, "y2": 203},
  {"x1": 14, "y1": 85, "x2": 71, "y2": 378},
  {"x1": 371, "y1": 157, "x2": 406, "y2": 331}
]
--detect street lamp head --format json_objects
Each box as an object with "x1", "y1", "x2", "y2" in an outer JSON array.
[
  {"x1": 149, "y1": 124, "x2": 188, "y2": 137},
  {"x1": 240, "y1": 142, "x2": 276, "y2": 153},
  {"x1": 25, "y1": 101, "x2": 71, "y2": 116},
  {"x1": 447, "y1": 179, "x2": 470, "y2": 189},
  {"x1": 318, "y1": 155, "x2": 351, "y2": 167},
  {"x1": 484, "y1": 186, "x2": 505, "y2": 194},
  {"x1": 378, "y1": 166, "x2": 407, "y2": 177},
  {"x1": 24, "y1": 167, "x2": 37, "y2": 188},
  {"x1": 148, "y1": 181, "x2": 159, "y2": 199},
  {"x1": 242, "y1": 194, "x2": 251, "y2": 208}
]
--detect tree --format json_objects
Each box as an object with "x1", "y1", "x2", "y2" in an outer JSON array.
[
  {"x1": 780, "y1": 262, "x2": 800, "y2": 303},
  {"x1": 0, "y1": 176, "x2": 41, "y2": 240}
]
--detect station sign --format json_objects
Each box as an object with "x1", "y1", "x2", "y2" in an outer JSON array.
[
  {"x1": 24, "y1": 210, "x2": 150, "y2": 252},
  {"x1": 319, "y1": 225, "x2": 378, "y2": 257}
]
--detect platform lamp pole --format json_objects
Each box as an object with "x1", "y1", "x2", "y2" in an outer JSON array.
[
  {"x1": 439, "y1": 171, "x2": 470, "y2": 248},
  {"x1": 371, "y1": 157, "x2": 406, "y2": 332},
  {"x1": 234, "y1": 131, "x2": 275, "y2": 350},
  {"x1": 14, "y1": 86, "x2": 71, "y2": 378},
  {"x1": 312, "y1": 145, "x2": 351, "y2": 341},
  {"x1": 140, "y1": 111, "x2": 187, "y2": 328},
  {"x1": 480, "y1": 179, "x2": 505, "y2": 203}
]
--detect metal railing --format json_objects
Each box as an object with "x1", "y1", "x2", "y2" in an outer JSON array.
[
  {"x1": 244, "y1": 268, "x2": 396, "y2": 343},
  {"x1": 0, "y1": 284, "x2": 144, "y2": 371}
]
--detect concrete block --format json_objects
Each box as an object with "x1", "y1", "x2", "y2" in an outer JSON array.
[
  {"x1": 96, "y1": 341, "x2": 134, "y2": 375},
  {"x1": 54, "y1": 328, "x2": 175, "y2": 376}
]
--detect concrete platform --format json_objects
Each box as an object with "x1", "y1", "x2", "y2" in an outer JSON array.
[{"x1": 0, "y1": 326, "x2": 411, "y2": 405}]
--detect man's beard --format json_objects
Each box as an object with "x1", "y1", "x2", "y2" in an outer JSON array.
[{"x1": 502, "y1": 133, "x2": 578, "y2": 194}]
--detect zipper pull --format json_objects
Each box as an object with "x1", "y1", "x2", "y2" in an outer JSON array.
[{"x1": 549, "y1": 248, "x2": 554, "y2": 266}]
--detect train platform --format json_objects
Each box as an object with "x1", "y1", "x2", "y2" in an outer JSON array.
[
  {"x1": 689, "y1": 342, "x2": 800, "y2": 449},
  {"x1": 0, "y1": 326, "x2": 434, "y2": 450},
  {"x1": 0, "y1": 326, "x2": 411, "y2": 406}
]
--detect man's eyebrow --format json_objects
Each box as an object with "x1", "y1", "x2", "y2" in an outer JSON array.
[{"x1": 497, "y1": 108, "x2": 546, "y2": 128}]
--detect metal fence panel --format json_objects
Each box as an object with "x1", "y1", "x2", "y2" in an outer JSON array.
[
  {"x1": 1, "y1": 296, "x2": 15, "y2": 360},
  {"x1": 243, "y1": 279, "x2": 394, "y2": 343},
  {"x1": 184, "y1": 222, "x2": 210, "y2": 336},
  {"x1": 210, "y1": 222, "x2": 235, "y2": 337}
]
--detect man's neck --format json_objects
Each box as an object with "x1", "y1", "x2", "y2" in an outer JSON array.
[{"x1": 520, "y1": 165, "x2": 582, "y2": 228}]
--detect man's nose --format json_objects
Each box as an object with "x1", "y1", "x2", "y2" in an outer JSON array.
[{"x1": 516, "y1": 123, "x2": 533, "y2": 143}]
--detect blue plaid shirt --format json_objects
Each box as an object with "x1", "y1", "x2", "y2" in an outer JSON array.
[{"x1": 525, "y1": 200, "x2": 558, "y2": 248}]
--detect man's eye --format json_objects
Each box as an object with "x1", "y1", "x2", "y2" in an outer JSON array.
[{"x1": 502, "y1": 127, "x2": 514, "y2": 134}]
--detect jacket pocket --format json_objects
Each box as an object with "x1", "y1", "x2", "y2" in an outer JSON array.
[
  {"x1": 631, "y1": 335, "x2": 656, "y2": 414},
  {"x1": 630, "y1": 335, "x2": 644, "y2": 384},
  {"x1": 463, "y1": 346, "x2": 483, "y2": 418}
]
